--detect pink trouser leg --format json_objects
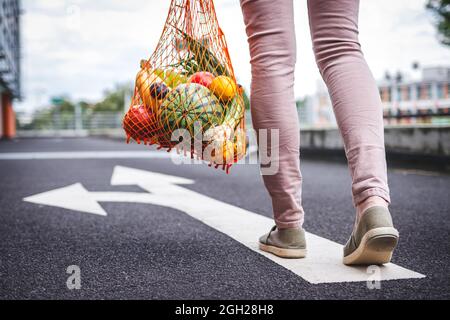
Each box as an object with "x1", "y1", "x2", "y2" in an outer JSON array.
[
  {"x1": 240, "y1": 0, "x2": 391, "y2": 229},
  {"x1": 240, "y1": 0, "x2": 304, "y2": 229},
  {"x1": 308, "y1": 0, "x2": 390, "y2": 206}
]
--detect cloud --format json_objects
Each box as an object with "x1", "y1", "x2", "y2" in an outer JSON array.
[{"x1": 16, "y1": 0, "x2": 450, "y2": 112}]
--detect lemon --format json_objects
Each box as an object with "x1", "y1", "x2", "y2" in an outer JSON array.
[{"x1": 209, "y1": 76, "x2": 237, "y2": 101}]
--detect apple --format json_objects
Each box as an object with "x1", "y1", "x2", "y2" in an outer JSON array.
[
  {"x1": 123, "y1": 104, "x2": 155, "y2": 143},
  {"x1": 188, "y1": 72, "x2": 215, "y2": 88}
]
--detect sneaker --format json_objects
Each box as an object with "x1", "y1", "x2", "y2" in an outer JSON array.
[
  {"x1": 259, "y1": 226, "x2": 307, "y2": 259},
  {"x1": 343, "y1": 206, "x2": 399, "y2": 265}
]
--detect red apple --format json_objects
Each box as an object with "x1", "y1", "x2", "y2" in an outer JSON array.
[
  {"x1": 188, "y1": 72, "x2": 215, "y2": 88},
  {"x1": 123, "y1": 105, "x2": 156, "y2": 143}
]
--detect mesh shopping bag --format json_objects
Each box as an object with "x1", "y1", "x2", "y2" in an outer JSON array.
[{"x1": 123, "y1": 0, "x2": 247, "y2": 173}]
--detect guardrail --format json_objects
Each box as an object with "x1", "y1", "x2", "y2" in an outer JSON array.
[
  {"x1": 17, "y1": 111, "x2": 450, "y2": 157},
  {"x1": 18, "y1": 111, "x2": 124, "y2": 131},
  {"x1": 300, "y1": 124, "x2": 450, "y2": 157}
]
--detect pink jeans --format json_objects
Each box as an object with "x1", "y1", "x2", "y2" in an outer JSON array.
[{"x1": 240, "y1": 0, "x2": 391, "y2": 229}]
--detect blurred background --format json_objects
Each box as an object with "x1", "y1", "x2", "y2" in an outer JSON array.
[{"x1": 0, "y1": 0, "x2": 449, "y2": 159}]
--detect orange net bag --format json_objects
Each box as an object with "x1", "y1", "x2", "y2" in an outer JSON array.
[{"x1": 123, "y1": 0, "x2": 247, "y2": 173}]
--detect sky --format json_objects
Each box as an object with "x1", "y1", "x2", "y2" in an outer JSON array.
[{"x1": 16, "y1": 0, "x2": 450, "y2": 113}]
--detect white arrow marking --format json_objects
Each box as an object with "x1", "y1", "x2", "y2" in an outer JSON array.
[
  {"x1": 24, "y1": 184, "x2": 165, "y2": 217},
  {"x1": 24, "y1": 184, "x2": 108, "y2": 216},
  {"x1": 0, "y1": 147, "x2": 259, "y2": 161},
  {"x1": 0, "y1": 151, "x2": 173, "y2": 160},
  {"x1": 24, "y1": 166, "x2": 425, "y2": 284}
]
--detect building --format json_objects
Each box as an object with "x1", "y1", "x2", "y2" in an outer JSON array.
[
  {"x1": 379, "y1": 67, "x2": 450, "y2": 125},
  {"x1": 300, "y1": 66, "x2": 450, "y2": 128},
  {"x1": 0, "y1": 0, "x2": 20, "y2": 139},
  {"x1": 299, "y1": 80, "x2": 336, "y2": 128}
]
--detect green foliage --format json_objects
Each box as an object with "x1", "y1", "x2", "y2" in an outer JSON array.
[
  {"x1": 59, "y1": 99, "x2": 76, "y2": 113},
  {"x1": 20, "y1": 83, "x2": 133, "y2": 130},
  {"x1": 296, "y1": 98, "x2": 307, "y2": 109},
  {"x1": 242, "y1": 90, "x2": 250, "y2": 110},
  {"x1": 93, "y1": 84, "x2": 132, "y2": 112},
  {"x1": 427, "y1": 0, "x2": 450, "y2": 46},
  {"x1": 20, "y1": 108, "x2": 53, "y2": 130}
]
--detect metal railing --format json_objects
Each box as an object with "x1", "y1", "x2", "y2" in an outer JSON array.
[{"x1": 17, "y1": 111, "x2": 125, "y2": 138}]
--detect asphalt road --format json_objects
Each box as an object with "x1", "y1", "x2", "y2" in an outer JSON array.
[{"x1": 0, "y1": 137, "x2": 449, "y2": 300}]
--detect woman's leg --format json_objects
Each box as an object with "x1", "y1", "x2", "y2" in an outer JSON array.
[
  {"x1": 240, "y1": 0, "x2": 304, "y2": 229},
  {"x1": 308, "y1": 0, "x2": 391, "y2": 217}
]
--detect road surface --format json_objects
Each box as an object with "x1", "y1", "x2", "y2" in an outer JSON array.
[{"x1": 0, "y1": 137, "x2": 448, "y2": 299}]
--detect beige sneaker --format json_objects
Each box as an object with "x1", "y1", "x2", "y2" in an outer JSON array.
[
  {"x1": 259, "y1": 226, "x2": 307, "y2": 259},
  {"x1": 343, "y1": 206, "x2": 399, "y2": 266}
]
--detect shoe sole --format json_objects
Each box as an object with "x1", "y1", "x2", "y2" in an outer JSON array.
[
  {"x1": 343, "y1": 227, "x2": 399, "y2": 266},
  {"x1": 259, "y1": 243, "x2": 307, "y2": 259}
]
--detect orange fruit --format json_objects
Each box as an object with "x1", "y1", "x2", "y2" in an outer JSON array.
[{"x1": 209, "y1": 76, "x2": 237, "y2": 101}]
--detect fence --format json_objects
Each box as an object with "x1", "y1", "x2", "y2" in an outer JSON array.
[
  {"x1": 17, "y1": 110, "x2": 255, "y2": 139},
  {"x1": 17, "y1": 110, "x2": 125, "y2": 136}
]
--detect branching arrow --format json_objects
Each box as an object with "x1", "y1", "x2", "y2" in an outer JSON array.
[
  {"x1": 23, "y1": 166, "x2": 425, "y2": 284},
  {"x1": 24, "y1": 166, "x2": 196, "y2": 216},
  {"x1": 24, "y1": 183, "x2": 171, "y2": 216}
]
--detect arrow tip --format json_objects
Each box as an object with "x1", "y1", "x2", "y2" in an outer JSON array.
[
  {"x1": 24, "y1": 183, "x2": 107, "y2": 216},
  {"x1": 111, "y1": 166, "x2": 195, "y2": 187}
]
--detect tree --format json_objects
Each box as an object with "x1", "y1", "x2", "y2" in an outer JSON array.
[
  {"x1": 296, "y1": 98, "x2": 307, "y2": 109},
  {"x1": 242, "y1": 90, "x2": 251, "y2": 110},
  {"x1": 426, "y1": 0, "x2": 450, "y2": 46},
  {"x1": 93, "y1": 84, "x2": 133, "y2": 112}
]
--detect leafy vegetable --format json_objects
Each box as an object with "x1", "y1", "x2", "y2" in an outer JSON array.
[{"x1": 175, "y1": 28, "x2": 230, "y2": 77}]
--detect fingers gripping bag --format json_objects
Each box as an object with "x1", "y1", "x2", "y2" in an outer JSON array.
[{"x1": 123, "y1": 0, "x2": 247, "y2": 174}]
